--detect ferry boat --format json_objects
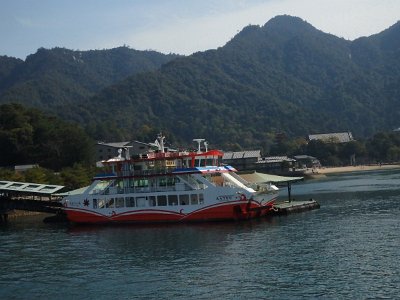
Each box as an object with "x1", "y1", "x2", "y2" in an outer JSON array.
[{"x1": 62, "y1": 135, "x2": 279, "y2": 224}]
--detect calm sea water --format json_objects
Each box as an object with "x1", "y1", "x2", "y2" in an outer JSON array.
[{"x1": 1, "y1": 169, "x2": 399, "y2": 299}]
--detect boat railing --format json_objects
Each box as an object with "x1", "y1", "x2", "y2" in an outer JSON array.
[
  {"x1": 146, "y1": 151, "x2": 190, "y2": 160},
  {"x1": 120, "y1": 167, "x2": 177, "y2": 177},
  {"x1": 97, "y1": 183, "x2": 201, "y2": 195}
]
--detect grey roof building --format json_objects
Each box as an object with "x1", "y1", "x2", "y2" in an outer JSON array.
[
  {"x1": 222, "y1": 151, "x2": 261, "y2": 171},
  {"x1": 308, "y1": 132, "x2": 354, "y2": 143}
]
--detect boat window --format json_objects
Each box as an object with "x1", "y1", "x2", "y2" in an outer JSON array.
[
  {"x1": 149, "y1": 196, "x2": 156, "y2": 206},
  {"x1": 190, "y1": 194, "x2": 198, "y2": 205},
  {"x1": 157, "y1": 195, "x2": 167, "y2": 206},
  {"x1": 180, "y1": 194, "x2": 189, "y2": 205},
  {"x1": 159, "y1": 178, "x2": 166, "y2": 186},
  {"x1": 168, "y1": 195, "x2": 178, "y2": 206},
  {"x1": 126, "y1": 197, "x2": 135, "y2": 207},
  {"x1": 98, "y1": 199, "x2": 106, "y2": 209},
  {"x1": 203, "y1": 174, "x2": 215, "y2": 186},
  {"x1": 199, "y1": 194, "x2": 204, "y2": 204},
  {"x1": 89, "y1": 180, "x2": 110, "y2": 194},
  {"x1": 136, "y1": 197, "x2": 147, "y2": 207},
  {"x1": 115, "y1": 197, "x2": 124, "y2": 208},
  {"x1": 166, "y1": 177, "x2": 175, "y2": 186},
  {"x1": 93, "y1": 198, "x2": 98, "y2": 209},
  {"x1": 116, "y1": 179, "x2": 124, "y2": 194},
  {"x1": 133, "y1": 165, "x2": 142, "y2": 171},
  {"x1": 135, "y1": 178, "x2": 148, "y2": 188},
  {"x1": 106, "y1": 198, "x2": 115, "y2": 208}
]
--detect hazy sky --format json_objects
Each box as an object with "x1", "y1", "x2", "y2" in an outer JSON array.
[{"x1": 1, "y1": 0, "x2": 399, "y2": 59}]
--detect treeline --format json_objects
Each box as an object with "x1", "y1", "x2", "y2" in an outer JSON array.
[
  {"x1": 0, "y1": 164, "x2": 96, "y2": 191},
  {"x1": 271, "y1": 131, "x2": 400, "y2": 166},
  {"x1": 0, "y1": 102, "x2": 399, "y2": 191},
  {"x1": 0, "y1": 103, "x2": 97, "y2": 190},
  {"x1": 0, "y1": 103, "x2": 93, "y2": 170}
]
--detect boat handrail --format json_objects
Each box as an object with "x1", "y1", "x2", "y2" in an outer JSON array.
[{"x1": 93, "y1": 183, "x2": 204, "y2": 195}]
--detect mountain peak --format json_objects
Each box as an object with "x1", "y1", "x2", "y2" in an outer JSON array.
[
  {"x1": 371, "y1": 20, "x2": 400, "y2": 51},
  {"x1": 224, "y1": 15, "x2": 319, "y2": 50},
  {"x1": 263, "y1": 15, "x2": 316, "y2": 33}
]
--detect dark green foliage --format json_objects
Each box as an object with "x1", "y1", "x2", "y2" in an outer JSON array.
[
  {"x1": 60, "y1": 163, "x2": 96, "y2": 190},
  {"x1": 366, "y1": 132, "x2": 400, "y2": 162},
  {"x1": 0, "y1": 103, "x2": 93, "y2": 170},
  {"x1": 0, "y1": 47, "x2": 179, "y2": 109},
  {"x1": 69, "y1": 15, "x2": 400, "y2": 150},
  {"x1": 0, "y1": 56, "x2": 23, "y2": 81},
  {"x1": 0, "y1": 164, "x2": 94, "y2": 190}
]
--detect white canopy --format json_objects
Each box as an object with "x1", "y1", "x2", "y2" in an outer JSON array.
[{"x1": 239, "y1": 171, "x2": 303, "y2": 184}]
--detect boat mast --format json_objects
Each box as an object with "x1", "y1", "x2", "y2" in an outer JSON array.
[
  {"x1": 157, "y1": 133, "x2": 165, "y2": 153},
  {"x1": 193, "y1": 138, "x2": 205, "y2": 153}
]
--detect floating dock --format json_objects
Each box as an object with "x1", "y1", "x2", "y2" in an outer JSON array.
[{"x1": 270, "y1": 199, "x2": 320, "y2": 216}]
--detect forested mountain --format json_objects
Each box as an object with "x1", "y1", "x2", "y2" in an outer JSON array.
[
  {"x1": 1, "y1": 15, "x2": 400, "y2": 151},
  {"x1": 0, "y1": 56, "x2": 23, "y2": 80},
  {"x1": 0, "y1": 47, "x2": 179, "y2": 109},
  {"x1": 75, "y1": 15, "x2": 400, "y2": 149}
]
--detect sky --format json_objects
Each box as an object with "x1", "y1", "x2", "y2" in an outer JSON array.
[{"x1": 1, "y1": 0, "x2": 399, "y2": 60}]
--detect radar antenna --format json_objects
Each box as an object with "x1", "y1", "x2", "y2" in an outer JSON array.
[
  {"x1": 204, "y1": 141, "x2": 208, "y2": 152},
  {"x1": 157, "y1": 133, "x2": 166, "y2": 153},
  {"x1": 193, "y1": 138, "x2": 205, "y2": 153}
]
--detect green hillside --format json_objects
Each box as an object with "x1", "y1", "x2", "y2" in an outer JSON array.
[
  {"x1": 0, "y1": 47, "x2": 179, "y2": 109},
  {"x1": 1, "y1": 15, "x2": 399, "y2": 151},
  {"x1": 75, "y1": 16, "x2": 400, "y2": 149}
]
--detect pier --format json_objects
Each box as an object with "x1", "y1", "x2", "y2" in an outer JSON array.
[
  {"x1": 271, "y1": 199, "x2": 320, "y2": 215},
  {"x1": 240, "y1": 171, "x2": 320, "y2": 216},
  {"x1": 0, "y1": 180, "x2": 65, "y2": 223}
]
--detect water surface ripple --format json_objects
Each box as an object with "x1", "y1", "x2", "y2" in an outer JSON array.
[{"x1": 1, "y1": 169, "x2": 399, "y2": 299}]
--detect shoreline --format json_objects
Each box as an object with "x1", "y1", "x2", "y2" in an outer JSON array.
[{"x1": 309, "y1": 164, "x2": 400, "y2": 175}]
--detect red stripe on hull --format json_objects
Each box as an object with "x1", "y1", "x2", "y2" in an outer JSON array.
[{"x1": 64, "y1": 200, "x2": 275, "y2": 224}]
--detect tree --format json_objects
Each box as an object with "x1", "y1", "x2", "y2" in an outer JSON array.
[
  {"x1": 0, "y1": 103, "x2": 94, "y2": 170},
  {"x1": 339, "y1": 141, "x2": 367, "y2": 165},
  {"x1": 60, "y1": 164, "x2": 95, "y2": 190}
]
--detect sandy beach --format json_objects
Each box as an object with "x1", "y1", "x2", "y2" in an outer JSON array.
[{"x1": 313, "y1": 164, "x2": 400, "y2": 174}]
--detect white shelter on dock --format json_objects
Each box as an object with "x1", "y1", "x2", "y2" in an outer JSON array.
[{"x1": 240, "y1": 171, "x2": 303, "y2": 202}]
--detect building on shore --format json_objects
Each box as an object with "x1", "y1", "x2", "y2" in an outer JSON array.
[
  {"x1": 308, "y1": 132, "x2": 354, "y2": 143},
  {"x1": 293, "y1": 155, "x2": 321, "y2": 169},
  {"x1": 222, "y1": 150, "x2": 261, "y2": 171},
  {"x1": 222, "y1": 151, "x2": 296, "y2": 175}
]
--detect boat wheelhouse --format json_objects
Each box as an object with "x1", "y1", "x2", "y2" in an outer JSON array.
[{"x1": 62, "y1": 136, "x2": 279, "y2": 224}]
